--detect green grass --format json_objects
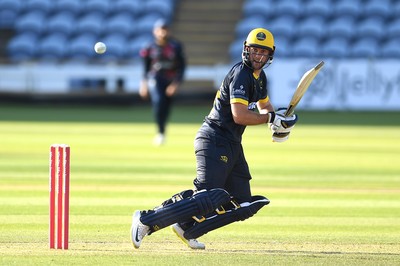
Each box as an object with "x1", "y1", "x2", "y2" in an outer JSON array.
[{"x1": 0, "y1": 104, "x2": 399, "y2": 265}]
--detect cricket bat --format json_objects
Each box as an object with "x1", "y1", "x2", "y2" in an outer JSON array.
[{"x1": 285, "y1": 61, "x2": 325, "y2": 116}]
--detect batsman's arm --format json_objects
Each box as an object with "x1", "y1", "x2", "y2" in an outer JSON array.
[{"x1": 231, "y1": 102, "x2": 274, "y2": 125}]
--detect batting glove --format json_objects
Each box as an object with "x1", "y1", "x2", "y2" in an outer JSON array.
[{"x1": 269, "y1": 113, "x2": 298, "y2": 133}]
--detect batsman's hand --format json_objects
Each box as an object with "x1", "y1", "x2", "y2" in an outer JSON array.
[{"x1": 269, "y1": 110, "x2": 298, "y2": 133}]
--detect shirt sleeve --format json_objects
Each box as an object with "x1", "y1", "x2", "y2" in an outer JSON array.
[{"x1": 229, "y1": 69, "x2": 251, "y2": 106}]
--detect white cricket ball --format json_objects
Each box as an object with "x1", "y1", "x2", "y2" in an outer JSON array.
[{"x1": 94, "y1": 42, "x2": 106, "y2": 54}]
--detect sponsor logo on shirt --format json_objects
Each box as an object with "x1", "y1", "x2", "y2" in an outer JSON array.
[{"x1": 248, "y1": 102, "x2": 257, "y2": 110}]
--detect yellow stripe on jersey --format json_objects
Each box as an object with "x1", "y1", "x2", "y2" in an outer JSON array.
[
  {"x1": 231, "y1": 98, "x2": 248, "y2": 105},
  {"x1": 259, "y1": 95, "x2": 270, "y2": 104}
]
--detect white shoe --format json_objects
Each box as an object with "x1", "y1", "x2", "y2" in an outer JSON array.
[
  {"x1": 130, "y1": 211, "x2": 150, "y2": 249},
  {"x1": 171, "y1": 223, "x2": 205, "y2": 250},
  {"x1": 153, "y1": 133, "x2": 165, "y2": 146}
]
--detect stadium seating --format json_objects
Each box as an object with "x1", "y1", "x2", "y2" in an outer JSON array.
[
  {"x1": 0, "y1": 0, "x2": 22, "y2": 28},
  {"x1": 320, "y1": 38, "x2": 350, "y2": 58},
  {"x1": 55, "y1": 0, "x2": 81, "y2": 16},
  {"x1": 14, "y1": 11, "x2": 47, "y2": 34},
  {"x1": 363, "y1": 0, "x2": 392, "y2": 20},
  {"x1": 381, "y1": 38, "x2": 400, "y2": 57},
  {"x1": 38, "y1": 33, "x2": 69, "y2": 60},
  {"x1": 230, "y1": 0, "x2": 398, "y2": 61},
  {"x1": 326, "y1": 16, "x2": 356, "y2": 40},
  {"x1": 296, "y1": 16, "x2": 326, "y2": 40},
  {"x1": 350, "y1": 37, "x2": 380, "y2": 58},
  {"x1": 7, "y1": 33, "x2": 39, "y2": 61},
  {"x1": 242, "y1": 0, "x2": 275, "y2": 20},
  {"x1": 304, "y1": 0, "x2": 332, "y2": 19},
  {"x1": 291, "y1": 37, "x2": 320, "y2": 58},
  {"x1": 355, "y1": 17, "x2": 385, "y2": 41},
  {"x1": 387, "y1": 18, "x2": 400, "y2": 39},
  {"x1": 105, "y1": 13, "x2": 136, "y2": 38},
  {"x1": 4, "y1": 0, "x2": 400, "y2": 62},
  {"x1": 268, "y1": 15, "x2": 296, "y2": 40},
  {"x1": 275, "y1": 0, "x2": 302, "y2": 20},
  {"x1": 5, "y1": 0, "x2": 176, "y2": 62},
  {"x1": 67, "y1": 33, "x2": 98, "y2": 61},
  {"x1": 47, "y1": 12, "x2": 76, "y2": 36},
  {"x1": 25, "y1": 0, "x2": 54, "y2": 14},
  {"x1": 334, "y1": 0, "x2": 362, "y2": 19}
]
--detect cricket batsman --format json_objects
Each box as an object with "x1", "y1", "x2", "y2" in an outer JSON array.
[{"x1": 131, "y1": 28, "x2": 298, "y2": 249}]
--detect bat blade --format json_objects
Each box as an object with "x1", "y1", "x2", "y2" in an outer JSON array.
[{"x1": 285, "y1": 61, "x2": 324, "y2": 116}]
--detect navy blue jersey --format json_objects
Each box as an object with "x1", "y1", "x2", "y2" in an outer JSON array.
[
  {"x1": 140, "y1": 38, "x2": 186, "y2": 83},
  {"x1": 203, "y1": 62, "x2": 270, "y2": 143}
]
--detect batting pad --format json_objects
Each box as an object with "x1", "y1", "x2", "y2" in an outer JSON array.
[
  {"x1": 183, "y1": 195, "x2": 270, "y2": 239},
  {"x1": 140, "y1": 188, "x2": 231, "y2": 233}
]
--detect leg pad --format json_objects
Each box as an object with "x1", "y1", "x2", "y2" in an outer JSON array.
[
  {"x1": 140, "y1": 188, "x2": 231, "y2": 233},
  {"x1": 184, "y1": 195, "x2": 270, "y2": 239}
]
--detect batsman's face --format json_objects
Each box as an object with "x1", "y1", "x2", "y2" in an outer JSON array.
[{"x1": 248, "y1": 47, "x2": 269, "y2": 69}]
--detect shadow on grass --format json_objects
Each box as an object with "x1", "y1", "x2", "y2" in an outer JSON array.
[{"x1": 0, "y1": 103, "x2": 399, "y2": 126}]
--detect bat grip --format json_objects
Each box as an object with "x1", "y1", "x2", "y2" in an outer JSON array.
[{"x1": 285, "y1": 105, "x2": 294, "y2": 117}]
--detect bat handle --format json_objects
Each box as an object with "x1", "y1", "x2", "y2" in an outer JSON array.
[{"x1": 285, "y1": 105, "x2": 294, "y2": 117}]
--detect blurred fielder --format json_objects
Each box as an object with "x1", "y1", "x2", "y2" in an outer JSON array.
[
  {"x1": 131, "y1": 28, "x2": 298, "y2": 249},
  {"x1": 139, "y1": 19, "x2": 186, "y2": 146}
]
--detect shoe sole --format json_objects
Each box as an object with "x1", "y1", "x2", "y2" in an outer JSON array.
[{"x1": 171, "y1": 225, "x2": 205, "y2": 250}]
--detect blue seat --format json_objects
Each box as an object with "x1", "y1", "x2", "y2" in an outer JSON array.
[
  {"x1": 350, "y1": 37, "x2": 379, "y2": 58},
  {"x1": 84, "y1": 0, "x2": 111, "y2": 16},
  {"x1": 292, "y1": 37, "x2": 320, "y2": 58},
  {"x1": 297, "y1": 16, "x2": 326, "y2": 40},
  {"x1": 38, "y1": 33, "x2": 68, "y2": 60},
  {"x1": 105, "y1": 13, "x2": 136, "y2": 37},
  {"x1": 275, "y1": 0, "x2": 302, "y2": 19},
  {"x1": 96, "y1": 34, "x2": 128, "y2": 61},
  {"x1": 321, "y1": 38, "x2": 350, "y2": 58},
  {"x1": 333, "y1": 0, "x2": 361, "y2": 19},
  {"x1": 7, "y1": 33, "x2": 39, "y2": 61},
  {"x1": 25, "y1": 0, "x2": 53, "y2": 14},
  {"x1": 268, "y1": 15, "x2": 296, "y2": 39},
  {"x1": 76, "y1": 12, "x2": 105, "y2": 36},
  {"x1": 111, "y1": 0, "x2": 142, "y2": 17},
  {"x1": 273, "y1": 36, "x2": 291, "y2": 58},
  {"x1": 381, "y1": 38, "x2": 400, "y2": 58},
  {"x1": 235, "y1": 17, "x2": 268, "y2": 40},
  {"x1": 136, "y1": 14, "x2": 165, "y2": 34},
  {"x1": 0, "y1": 0, "x2": 22, "y2": 24},
  {"x1": 327, "y1": 16, "x2": 356, "y2": 40},
  {"x1": 68, "y1": 34, "x2": 98, "y2": 59},
  {"x1": 304, "y1": 0, "x2": 332, "y2": 19},
  {"x1": 387, "y1": 18, "x2": 400, "y2": 39},
  {"x1": 55, "y1": 0, "x2": 82, "y2": 15},
  {"x1": 356, "y1": 17, "x2": 385, "y2": 40},
  {"x1": 0, "y1": 9, "x2": 18, "y2": 28},
  {"x1": 363, "y1": 0, "x2": 391, "y2": 20},
  {"x1": 145, "y1": 0, "x2": 173, "y2": 19},
  {"x1": 47, "y1": 12, "x2": 76, "y2": 36},
  {"x1": 0, "y1": 0, "x2": 22, "y2": 10},
  {"x1": 14, "y1": 11, "x2": 47, "y2": 34},
  {"x1": 242, "y1": 0, "x2": 275, "y2": 20}
]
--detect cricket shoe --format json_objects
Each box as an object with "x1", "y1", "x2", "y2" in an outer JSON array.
[
  {"x1": 130, "y1": 210, "x2": 150, "y2": 249},
  {"x1": 153, "y1": 133, "x2": 165, "y2": 146},
  {"x1": 171, "y1": 223, "x2": 205, "y2": 250}
]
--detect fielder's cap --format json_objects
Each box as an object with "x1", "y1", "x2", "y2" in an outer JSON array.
[{"x1": 154, "y1": 19, "x2": 169, "y2": 29}]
